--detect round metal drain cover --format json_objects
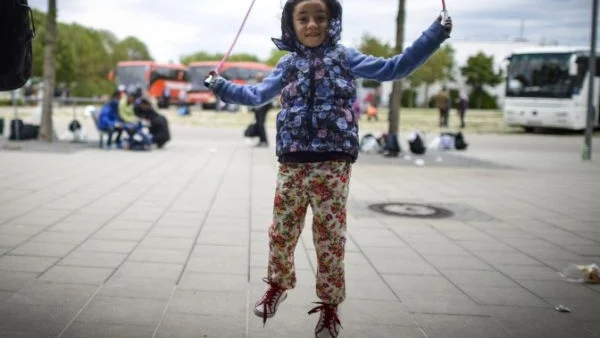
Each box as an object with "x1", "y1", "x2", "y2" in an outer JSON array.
[{"x1": 368, "y1": 202, "x2": 454, "y2": 219}]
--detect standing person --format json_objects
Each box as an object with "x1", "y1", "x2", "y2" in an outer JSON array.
[
  {"x1": 160, "y1": 87, "x2": 171, "y2": 108},
  {"x1": 457, "y1": 91, "x2": 468, "y2": 128},
  {"x1": 178, "y1": 89, "x2": 190, "y2": 116},
  {"x1": 364, "y1": 87, "x2": 381, "y2": 121},
  {"x1": 251, "y1": 73, "x2": 273, "y2": 147},
  {"x1": 435, "y1": 86, "x2": 451, "y2": 127},
  {"x1": 205, "y1": 1, "x2": 452, "y2": 336}
]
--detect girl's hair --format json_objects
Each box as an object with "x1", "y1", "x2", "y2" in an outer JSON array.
[{"x1": 284, "y1": 0, "x2": 341, "y2": 22}]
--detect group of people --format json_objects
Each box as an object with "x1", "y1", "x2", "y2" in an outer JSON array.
[
  {"x1": 435, "y1": 86, "x2": 469, "y2": 128},
  {"x1": 204, "y1": 0, "x2": 453, "y2": 337},
  {"x1": 96, "y1": 88, "x2": 170, "y2": 150}
]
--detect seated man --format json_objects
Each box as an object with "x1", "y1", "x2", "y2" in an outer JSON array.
[
  {"x1": 97, "y1": 91, "x2": 124, "y2": 148},
  {"x1": 135, "y1": 98, "x2": 171, "y2": 149}
]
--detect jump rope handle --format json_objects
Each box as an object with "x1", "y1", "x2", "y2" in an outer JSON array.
[
  {"x1": 440, "y1": 9, "x2": 449, "y2": 23},
  {"x1": 204, "y1": 71, "x2": 218, "y2": 88}
]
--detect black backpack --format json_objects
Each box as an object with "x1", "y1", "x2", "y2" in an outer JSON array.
[
  {"x1": 0, "y1": 0, "x2": 35, "y2": 90},
  {"x1": 455, "y1": 132, "x2": 469, "y2": 150},
  {"x1": 409, "y1": 133, "x2": 427, "y2": 155}
]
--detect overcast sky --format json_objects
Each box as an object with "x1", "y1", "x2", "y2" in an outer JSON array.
[{"x1": 29, "y1": 0, "x2": 596, "y2": 63}]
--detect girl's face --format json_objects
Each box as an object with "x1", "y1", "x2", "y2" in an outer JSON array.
[{"x1": 292, "y1": 0, "x2": 329, "y2": 48}]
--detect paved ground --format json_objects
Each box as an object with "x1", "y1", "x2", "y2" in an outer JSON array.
[{"x1": 0, "y1": 121, "x2": 599, "y2": 338}]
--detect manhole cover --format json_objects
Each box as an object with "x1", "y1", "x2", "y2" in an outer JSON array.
[{"x1": 368, "y1": 202, "x2": 454, "y2": 219}]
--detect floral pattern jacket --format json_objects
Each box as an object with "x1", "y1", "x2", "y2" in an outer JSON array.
[{"x1": 212, "y1": 0, "x2": 449, "y2": 161}]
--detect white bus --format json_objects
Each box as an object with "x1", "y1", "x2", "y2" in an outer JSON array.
[{"x1": 504, "y1": 47, "x2": 600, "y2": 131}]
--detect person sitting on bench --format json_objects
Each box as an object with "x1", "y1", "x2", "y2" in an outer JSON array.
[{"x1": 97, "y1": 91, "x2": 125, "y2": 149}]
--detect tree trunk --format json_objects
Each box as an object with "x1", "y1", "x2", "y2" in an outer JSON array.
[
  {"x1": 388, "y1": 0, "x2": 405, "y2": 135},
  {"x1": 424, "y1": 84, "x2": 430, "y2": 108},
  {"x1": 39, "y1": 0, "x2": 57, "y2": 142}
]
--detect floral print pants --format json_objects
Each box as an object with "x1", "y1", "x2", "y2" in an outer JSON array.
[{"x1": 268, "y1": 161, "x2": 352, "y2": 305}]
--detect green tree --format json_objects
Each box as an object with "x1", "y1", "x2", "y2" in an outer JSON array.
[
  {"x1": 358, "y1": 33, "x2": 394, "y2": 58},
  {"x1": 180, "y1": 51, "x2": 220, "y2": 64},
  {"x1": 62, "y1": 24, "x2": 114, "y2": 96},
  {"x1": 407, "y1": 44, "x2": 455, "y2": 107},
  {"x1": 265, "y1": 49, "x2": 289, "y2": 67},
  {"x1": 227, "y1": 53, "x2": 260, "y2": 62},
  {"x1": 357, "y1": 34, "x2": 394, "y2": 88},
  {"x1": 113, "y1": 36, "x2": 153, "y2": 62},
  {"x1": 30, "y1": 9, "x2": 151, "y2": 97},
  {"x1": 460, "y1": 51, "x2": 503, "y2": 108},
  {"x1": 180, "y1": 52, "x2": 259, "y2": 65}
]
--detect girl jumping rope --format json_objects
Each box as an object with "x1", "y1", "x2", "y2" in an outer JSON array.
[{"x1": 205, "y1": 1, "x2": 452, "y2": 336}]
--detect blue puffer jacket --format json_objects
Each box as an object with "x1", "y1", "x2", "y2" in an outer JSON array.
[
  {"x1": 97, "y1": 99, "x2": 120, "y2": 131},
  {"x1": 213, "y1": 0, "x2": 449, "y2": 161}
]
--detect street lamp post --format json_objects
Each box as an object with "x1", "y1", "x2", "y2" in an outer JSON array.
[{"x1": 583, "y1": 0, "x2": 598, "y2": 160}]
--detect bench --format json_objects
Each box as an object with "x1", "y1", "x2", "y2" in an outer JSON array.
[{"x1": 90, "y1": 108, "x2": 111, "y2": 148}]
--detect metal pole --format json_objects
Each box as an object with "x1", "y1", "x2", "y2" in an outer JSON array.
[
  {"x1": 583, "y1": 0, "x2": 598, "y2": 161},
  {"x1": 12, "y1": 90, "x2": 20, "y2": 141}
]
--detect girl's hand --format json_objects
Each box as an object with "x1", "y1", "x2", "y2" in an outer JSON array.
[
  {"x1": 204, "y1": 71, "x2": 220, "y2": 89},
  {"x1": 438, "y1": 14, "x2": 453, "y2": 35}
]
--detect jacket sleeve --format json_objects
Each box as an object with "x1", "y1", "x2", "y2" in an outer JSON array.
[
  {"x1": 347, "y1": 20, "x2": 449, "y2": 82},
  {"x1": 98, "y1": 103, "x2": 116, "y2": 129},
  {"x1": 212, "y1": 56, "x2": 289, "y2": 106}
]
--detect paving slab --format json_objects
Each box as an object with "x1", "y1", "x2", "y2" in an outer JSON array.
[{"x1": 0, "y1": 125, "x2": 599, "y2": 337}]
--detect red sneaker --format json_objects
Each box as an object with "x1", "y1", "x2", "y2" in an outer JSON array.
[
  {"x1": 254, "y1": 278, "x2": 287, "y2": 325},
  {"x1": 309, "y1": 302, "x2": 342, "y2": 338}
]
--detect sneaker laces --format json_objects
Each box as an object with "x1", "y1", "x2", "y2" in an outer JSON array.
[
  {"x1": 308, "y1": 302, "x2": 342, "y2": 336},
  {"x1": 258, "y1": 278, "x2": 284, "y2": 326}
]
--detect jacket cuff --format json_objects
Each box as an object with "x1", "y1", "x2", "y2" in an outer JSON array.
[
  {"x1": 426, "y1": 19, "x2": 450, "y2": 41},
  {"x1": 211, "y1": 77, "x2": 227, "y2": 96}
]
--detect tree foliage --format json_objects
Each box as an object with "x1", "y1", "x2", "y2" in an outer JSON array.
[
  {"x1": 112, "y1": 36, "x2": 153, "y2": 63},
  {"x1": 180, "y1": 52, "x2": 260, "y2": 65},
  {"x1": 460, "y1": 51, "x2": 504, "y2": 108},
  {"x1": 358, "y1": 33, "x2": 394, "y2": 59},
  {"x1": 30, "y1": 9, "x2": 152, "y2": 97},
  {"x1": 357, "y1": 34, "x2": 394, "y2": 88},
  {"x1": 265, "y1": 49, "x2": 289, "y2": 67},
  {"x1": 407, "y1": 44, "x2": 455, "y2": 106}
]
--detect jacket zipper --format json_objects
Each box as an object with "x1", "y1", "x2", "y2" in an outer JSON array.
[{"x1": 307, "y1": 55, "x2": 316, "y2": 141}]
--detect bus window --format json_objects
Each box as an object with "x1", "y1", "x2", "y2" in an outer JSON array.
[
  {"x1": 189, "y1": 66, "x2": 214, "y2": 90},
  {"x1": 116, "y1": 65, "x2": 147, "y2": 88},
  {"x1": 506, "y1": 53, "x2": 572, "y2": 98},
  {"x1": 151, "y1": 67, "x2": 188, "y2": 84},
  {"x1": 236, "y1": 67, "x2": 252, "y2": 81},
  {"x1": 221, "y1": 67, "x2": 240, "y2": 80}
]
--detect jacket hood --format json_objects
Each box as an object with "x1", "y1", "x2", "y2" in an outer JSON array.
[{"x1": 272, "y1": 0, "x2": 342, "y2": 53}]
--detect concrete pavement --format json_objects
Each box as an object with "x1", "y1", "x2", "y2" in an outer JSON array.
[{"x1": 0, "y1": 124, "x2": 599, "y2": 338}]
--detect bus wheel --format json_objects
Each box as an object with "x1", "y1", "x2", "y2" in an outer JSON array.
[{"x1": 523, "y1": 127, "x2": 535, "y2": 133}]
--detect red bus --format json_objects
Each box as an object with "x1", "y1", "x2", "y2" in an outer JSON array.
[
  {"x1": 188, "y1": 61, "x2": 273, "y2": 109},
  {"x1": 111, "y1": 61, "x2": 190, "y2": 107}
]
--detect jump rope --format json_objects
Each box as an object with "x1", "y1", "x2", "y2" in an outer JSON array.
[{"x1": 204, "y1": 0, "x2": 449, "y2": 87}]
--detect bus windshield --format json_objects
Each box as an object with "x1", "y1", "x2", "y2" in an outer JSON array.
[
  {"x1": 116, "y1": 65, "x2": 147, "y2": 88},
  {"x1": 506, "y1": 53, "x2": 575, "y2": 98},
  {"x1": 151, "y1": 66, "x2": 190, "y2": 85},
  {"x1": 189, "y1": 66, "x2": 214, "y2": 91}
]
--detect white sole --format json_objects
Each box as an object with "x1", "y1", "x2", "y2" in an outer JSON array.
[{"x1": 253, "y1": 292, "x2": 288, "y2": 319}]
